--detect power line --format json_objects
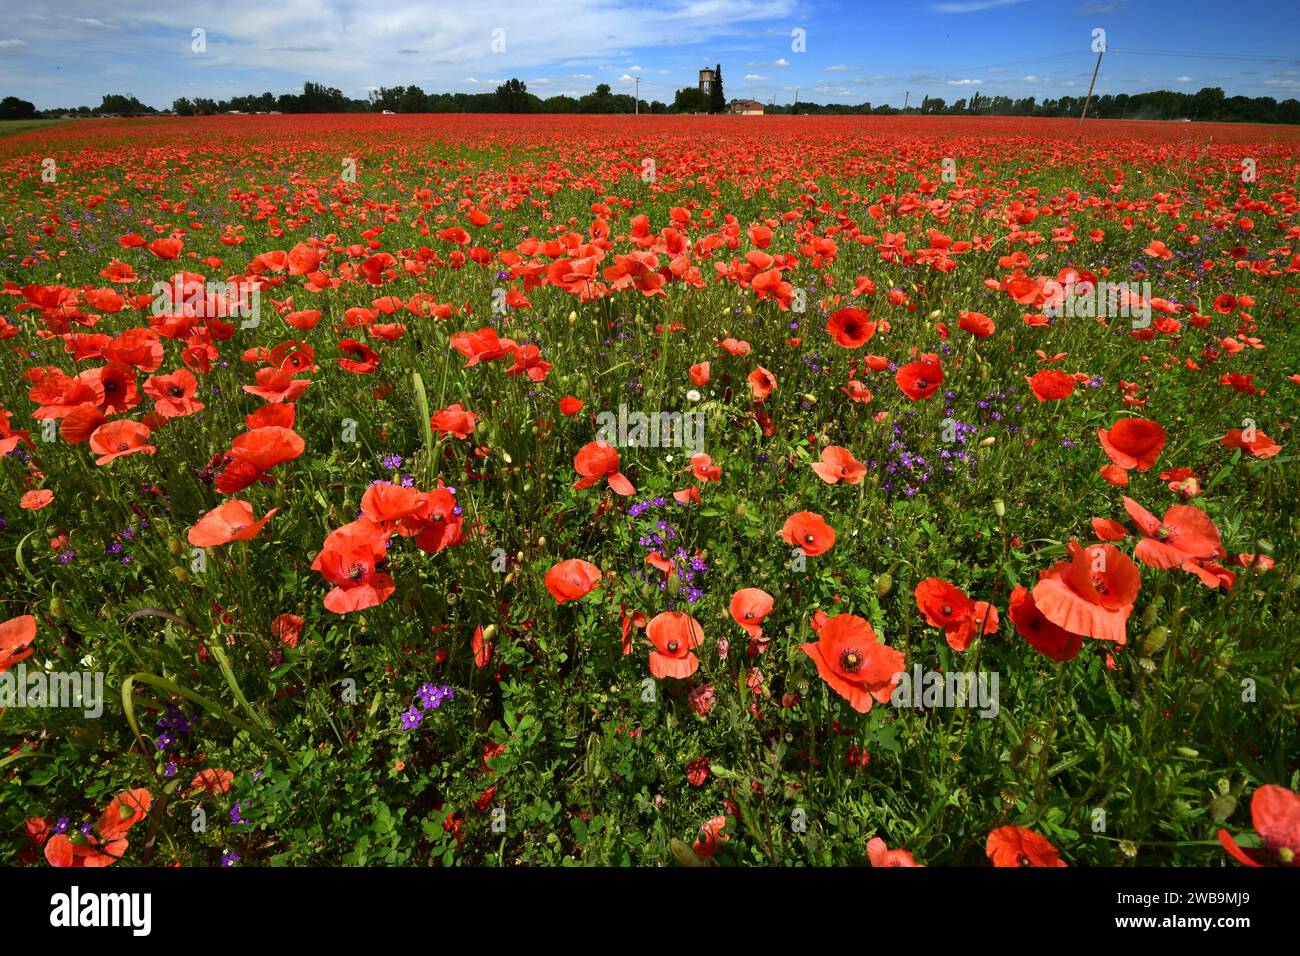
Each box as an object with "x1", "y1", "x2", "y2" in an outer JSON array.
[{"x1": 1111, "y1": 48, "x2": 1300, "y2": 64}]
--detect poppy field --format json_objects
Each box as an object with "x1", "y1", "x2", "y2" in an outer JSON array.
[{"x1": 1, "y1": 114, "x2": 1297, "y2": 868}]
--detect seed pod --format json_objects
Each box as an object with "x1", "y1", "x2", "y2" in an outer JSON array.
[
  {"x1": 876, "y1": 572, "x2": 893, "y2": 597},
  {"x1": 1138, "y1": 657, "x2": 1157, "y2": 673},
  {"x1": 1140, "y1": 626, "x2": 1168, "y2": 656},
  {"x1": 999, "y1": 787, "x2": 1018, "y2": 808}
]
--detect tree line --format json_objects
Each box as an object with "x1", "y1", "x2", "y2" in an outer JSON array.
[{"x1": 3, "y1": 80, "x2": 1297, "y2": 125}]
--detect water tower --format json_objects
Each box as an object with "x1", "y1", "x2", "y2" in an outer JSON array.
[{"x1": 698, "y1": 67, "x2": 715, "y2": 96}]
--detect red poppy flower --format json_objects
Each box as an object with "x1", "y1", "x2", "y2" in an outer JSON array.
[
  {"x1": 826, "y1": 307, "x2": 876, "y2": 348},
  {"x1": 243, "y1": 367, "x2": 312, "y2": 404},
  {"x1": 866, "y1": 837, "x2": 922, "y2": 867},
  {"x1": 451, "y1": 327, "x2": 518, "y2": 367},
  {"x1": 800, "y1": 613, "x2": 904, "y2": 713},
  {"x1": 1098, "y1": 417, "x2": 1166, "y2": 472},
  {"x1": 431, "y1": 403, "x2": 478, "y2": 439},
  {"x1": 1026, "y1": 368, "x2": 1076, "y2": 402},
  {"x1": 144, "y1": 369, "x2": 204, "y2": 418},
  {"x1": 573, "y1": 441, "x2": 635, "y2": 496},
  {"x1": 337, "y1": 339, "x2": 380, "y2": 374},
  {"x1": 20, "y1": 489, "x2": 53, "y2": 510},
  {"x1": 271, "y1": 613, "x2": 305, "y2": 648},
  {"x1": 544, "y1": 559, "x2": 602, "y2": 604},
  {"x1": 189, "y1": 769, "x2": 234, "y2": 796},
  {"x1": 0, "y1": 614, "x2": 37, "y2": 672},
  {"x1": 1008, "y1": 585, "x2": 1082, "y2": 661},
  {"x1": 1222, "y1": 428, "x2": 1281, "y2": 459},
  {"x1": 688, "y1": 453, "x2": 722, "y2": 483},
  {"x1": 729, "y1": 588, "x2": 774, "y2": 640},
  {"x1": 188, "y1": 499, "x2": 277, "y2": 548},
  {"x1": 957, "y1": 310, "x2": 995, "y2": 338},
  {"x1": 1032, "y1": 542, "x2": 1140, "y2": 645},
  {"x1": 1217, "y1": 784, "x2": 1299, "y2": 867},
  {"x1": 811, "y1": 445, "x2": 866, "y2": 484},
  {"x1": 985, "y1": 826, "x2": 1066, "y2": 867},
  {"x1": 310, "y1": 518, "x2": 395, "y2": 614},
  {"x1": 647, "y1": 611, "x2": 704, "y2": 679},
  {"x1": 215, "y1": 426, "x2": 305, "y2": 493},
  {"x1": 88, "y1": 420, "x2": 156, "y2": 466},
  {"x1": 747, "y1": 366, "x2": 777, "y2": 401},
  {"x1": 558, "y1": 396, "x2": 584, "y2": 415},
  {"x1": 1122, "y1": 496, "x2": 1221, "y2": 569},
  {"x1": 689, "y1": 362, "x2": 710, "y2": 386},
  {"x1": 780, "y1": 511, "x2": 836, "y2": 556},
  {"x1": 895, "y1": 359, "x2": 943, "y2": 401},
  {"x1": 914, "y1": 578, "x2": 974, "y2": 629}
]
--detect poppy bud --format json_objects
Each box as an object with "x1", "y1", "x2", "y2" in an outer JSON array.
[
  {"x1": 49, "y1": 596, "x2": 65, "y2": 619},
  {"x1": 667, "y1": 575, "x2": 682, "y2": 596},
  {"x1": 171, "y1": 567, "x2": 191, "y2": 584},
  {"x1": 1009, "y1": 743, "x2": 1028, "y2": 767},
  {"x1": 744, "y1": 305, "x2": 753, "y2": 316},
  {"x1": 1176, "y1": 746, "x2": 1199, "y2": 758},
  {"x1": 568, "y1": 311, "x2": 577, "y2": 324},
  {"x1": 928, "y1": 309, "x2": 942, "y2": 319},
  {"x1": 1141, "y1": 600, "x2": 1161, "y2": 627},
  {"x1": 1209, "y1": 793, "x2": 1236, "y2": 821},
  {"x1": 1255, "y1": 538, "x2": 1273, "y2": 554},
  {"x1": 734, "y1": 503, "x2": 747, "y2": 518},
  {"x1": 167, "y1": 536, "x2": 184, "y2": 556},
  {"x1": 875, "y1": 572, "x2": 893, "y2": 597},
  {"x1": 482, "y1": 624, "x2": 498, "y2": 643},
  {"x1": 1141, "y1": 626, "x2": 1168, "y2": 656},
  {"x1": 992, "y1": 498, "x2": 1005, "y2": 518},
  {"x1": 980, "y1": 436, "x2": 996, "y2": 447},
  {"x1": 979, "y1": 363, "x2": 990, "y2": 380}
]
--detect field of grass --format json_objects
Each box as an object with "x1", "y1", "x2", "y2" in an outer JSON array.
[{"x1": 1, "y1": 114, "x2": 1296, "y2": 867}]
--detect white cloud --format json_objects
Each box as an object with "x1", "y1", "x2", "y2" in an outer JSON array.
[
  {"x1": 948, "y1": 78, "x2": 982, "y2": 85},
  {"x1": 0, "y1": 38, "x2": 28, "y2": 49},
  {"x1": 824, "y1": 64, "x2": 857, "y2": 72},
  {"x1": 774, "y1": 56, "x2": 789, "y2": 67},
  {"x1": 1174, "y1": 75, "x2": 1193, "y2": 83},
  {"x1": 744, "y1": 73, "x2": 766, "y2": 80}
]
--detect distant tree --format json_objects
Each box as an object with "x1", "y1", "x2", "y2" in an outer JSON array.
[
  {"x1": 710, "y1": 63, "x2": 725, "y2": 114},
  {"x1": 674, "y1": 86, "x2": 709, "y2": 113},
  {"x1": 542, "y1": 95, "x2": 577, "y2": 113},
  {"x1": 0, "y1": 96, "x2": 37, "y2": 120},
  {"x1": 496, "y1": 78, "x2": 530, "y2": 113},
  {"x1": 398, "y1": 85, "x2": 427, "y2": 112},
  {"x1": 171, "y1": 97, "x2": 196, "y2": 116},
  {"x1": 97, "y1": 94, "x2": 153, "y2": 115}
]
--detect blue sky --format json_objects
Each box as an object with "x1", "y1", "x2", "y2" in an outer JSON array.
[{"x1": 3, "y1": 0, "x2": 1298, "y2": 110}]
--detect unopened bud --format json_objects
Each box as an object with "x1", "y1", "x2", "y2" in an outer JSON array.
[{"x1": 992, "y1": 498, "x2": 1005, "y2": 518}]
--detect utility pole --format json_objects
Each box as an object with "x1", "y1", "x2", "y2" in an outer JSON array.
[
  {"x1": 635, "y1": 76, "x2": 640, "y2": 114},
  {"x1": 793, "y1": 87, "x2": 798, "y2": 113},
  {"x1": 903, "y1": 90, "x2": 910, "y2": 112},
  {"x1": 1080, "y1": 48, "x2": 1103, "y2": 123}
]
